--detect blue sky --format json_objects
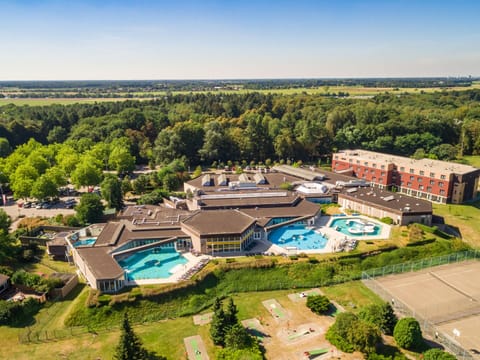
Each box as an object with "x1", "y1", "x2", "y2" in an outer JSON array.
[{"x1": 1, "y1": 0, "x2": 479, "y2": 80}]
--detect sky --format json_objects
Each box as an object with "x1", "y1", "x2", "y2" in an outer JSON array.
[{"x1": 1, "y1": 0, "x2": 480, "y2": 80}]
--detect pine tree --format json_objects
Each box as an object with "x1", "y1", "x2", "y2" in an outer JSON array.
[
  {"x1": 114, "y1": 313, "x2": 149, "y2": 360},
  {"x1": 225, "y1": 297, "x2": 239, "y2": 328},
  {"x1": 210, "y1": 306, "x2": 227, "y2": 346}
]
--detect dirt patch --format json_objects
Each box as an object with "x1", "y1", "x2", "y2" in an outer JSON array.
[
  {"x1": 184, "y1": 335, "x2": 209, "y2": 360},
  {"x1": 193, "y1": 312, "x2": 213, "y2": 326}
]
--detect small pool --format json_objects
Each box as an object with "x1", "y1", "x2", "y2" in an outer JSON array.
[
  {"x1": 330, "y1": 218, "x2": 382, "y2": 236},
  {"x1": 118, "y1": 247, "x2": 188, "y2": 280},
  {"x1": 269, "y1": 224, "x2": 328, "y2": 251},
  {"x1": 73, "y1": 238, "x2": 96, "y2": 247}
]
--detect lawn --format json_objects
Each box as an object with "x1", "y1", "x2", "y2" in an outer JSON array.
[
  {"x1": 460, "y1": 155, "x2": 480, "y2": 168},
  {"x1": 433, "y1": 201, "x2": 480, "y2": 248},
  {"x1": 0, "y1": 283, "x2": 381, "y2": 359}
]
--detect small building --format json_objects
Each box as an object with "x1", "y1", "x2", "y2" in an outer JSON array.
[
  {"x1": 0, "y1": 274, "x2": 11, "y2": 294},
  {"x1": 181, "y1": 210, "x2": 256, "y2": 254},
  {"x1": 337, "y1": 187, "x2": 432, "y2": 226}
]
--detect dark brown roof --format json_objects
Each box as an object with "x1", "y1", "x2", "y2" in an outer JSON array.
[
  {"x1": 76, "y1": 247, "x2": 124, "y2": 280},
  {"x1": 95, "y1": 221, "x2": 187, "y2": 248},
  {"x1": 181, "y1": 210, "x2": 256, "y2": 236},
  {"x1": 198, "y1": 192, "x2": 299, "y2": 209},
  {"x1": 240, "y1": 198, "x2": 320, "y2": 227},
  {"x1": 338, "y1": 187, "x2": 432, "y2": 215}
]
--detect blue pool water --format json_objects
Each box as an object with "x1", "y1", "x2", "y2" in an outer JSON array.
[
  {"x1": 73, "y1": 238, "x2": 96, "y2": 247},
  {"x1": 269, "y1": 224, "x2": 328, "y2": 250},
  {"x1": 330, "y1": 218, "x2": 382, "y2": 236},
  {"x1": 118, "y1": 247, "x2": 188, "y2": 280}
]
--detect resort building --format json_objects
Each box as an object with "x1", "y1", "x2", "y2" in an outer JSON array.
[{"x1": 332, "y1": 149, "x2": 480, "y2": 204}]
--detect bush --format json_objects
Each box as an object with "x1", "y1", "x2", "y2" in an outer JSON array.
[
  {"x1": 225, "y1": 258, "x2": 236, "y2": 263},
  {"x1": 326, "y1": 312, "x2": 380, "y2": 354},
  {"x1": 423, "y1": 348, "x2": 456, "y2": 360},
  {"x1": 358, "y1": 302, "x2": 397, "y2": 335},
  {"x1": 393, "y1": 317, "x2": 423, "y2": 350},
  {"x1": 380, "y1": 217, "x2": 393, "y2": 225},
  {"x1": 306, "y1": 295, "x2": 331, "y2": 315}
]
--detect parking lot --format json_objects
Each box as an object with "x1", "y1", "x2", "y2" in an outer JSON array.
[{"x1": 2, "y1": 197, "x2": 78, "y2": 231}]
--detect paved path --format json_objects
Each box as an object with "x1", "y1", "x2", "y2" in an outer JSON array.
[{"x1": 184, "y1": 335, "x2": 209, "y2": 360}]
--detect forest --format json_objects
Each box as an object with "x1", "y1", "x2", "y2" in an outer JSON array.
[{"x1": 1, "y1": 89, "x2": 480, "y2": 201}]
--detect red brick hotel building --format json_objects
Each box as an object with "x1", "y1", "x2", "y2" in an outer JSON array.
[{"x1": 332, "y1": 150, "x2": 480, "y2": 204}]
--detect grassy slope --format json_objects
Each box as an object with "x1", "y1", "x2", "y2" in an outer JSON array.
[
  {"x1": 433, "y1": 201, "x2": 480, "y2": 248},
  {"x1": 0, "y1": 284, "x2": 379, "y2": 359}
]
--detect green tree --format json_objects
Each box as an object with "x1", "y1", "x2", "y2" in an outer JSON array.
[
  {"x1": 224, "y1": 297, "x2": 239, "y2": 328},
  {"x1": 101, "y1": 174, "x2": 124, "y2": 210},
  {"x1": 75, "y1": 193, "x2": 104, "y2": 224},
  {"x1": 422, "y1": 348, "x2": 456, "y2": 360},
  {"x1": 109, "y1": 144, "x2": 136, "y2": 175},
  {"x1": 114, "y1": 313, "x2": 148, "y2": 360},
  {"x1": 210, "y1": 298, "x2": 228, "y2": 346},
  {"x1": 71, "y1": 161, "x2": 102, "y2": 188},
  {"x1": 0, "y1": 138, "x2": 11, "y2": 157},
  {"x1": 30, "y1": 174, "x2": 58, "y2": 200},
  {"x1": 358, "y1": 303, "x2": 397, "y2": 335},
  {"x1": 306, "y1": 295, "x2": 331, "y2": 315},
  {"x1": 224, "y1": 323, "x2": 253, "y2": 350},
  {"x1": 393, "y1": 317, "x2": 423, "y2": 350}
]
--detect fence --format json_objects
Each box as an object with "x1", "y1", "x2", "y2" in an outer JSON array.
[{"x1": 362, "y1": 250, "x2": 480, "y2": 360}]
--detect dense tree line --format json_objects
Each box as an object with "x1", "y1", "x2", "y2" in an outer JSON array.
[{"x1": 1, "y1": 90, "x2": 480, "y2": 178}]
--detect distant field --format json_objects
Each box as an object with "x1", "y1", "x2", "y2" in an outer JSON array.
[
  {"x1": 0, "y1": 98, "x2": 144, "y2": 106},
  {"x1": 1, "y1": 82, "x2": 480, "y2": 106}
]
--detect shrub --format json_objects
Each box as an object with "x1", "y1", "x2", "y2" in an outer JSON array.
[
  {"x1": 380, "y1": 217, "x2": 393, "y2": 225},
  {"x1": 225, "y1": 258, "x2": 236, "y2": 263},
  {"x1": 358, "y1": 302, "x2": 397, "y2": 335},
  {"x1": 289, "y1": 255, "x2": 298, "y2": 261},
  {"x1": 306, "y1": 295, "x2": 331, "y2": 315},
  {"x1": 393, "y1": 317, "x2": 423, "y2": 350},
  {"x1": 423, "y1": 348, "x2": 456, "y2": 360},
  {"x1": 326, "y1": 312, "x2": 380, "y2": 354}
]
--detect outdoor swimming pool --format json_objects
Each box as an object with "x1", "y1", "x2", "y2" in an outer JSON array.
[
  {"x1": 118, "y1": 247, "x2": 188, "y2": 281},
  {"x1": 330, "y1": 217, "x2": 382, "y2": 236},
  {"x1": 268, "y1": 224, "x2": 328, "y2": 251},
  {"x1": 73, "y1": 238, "x2": 97, "y2": 247}
]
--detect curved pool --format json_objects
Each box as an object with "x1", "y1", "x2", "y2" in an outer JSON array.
[
  {"x1": 330, "y1": 218, "x2": 382, "y2": 236},
  {"x1": 268, "y1": 224, "x2": 327, "y2": 251}
]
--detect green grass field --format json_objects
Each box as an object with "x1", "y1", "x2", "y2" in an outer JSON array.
[
  {"x1": 460, "y1": 155, "x2": 480, "y2": 168},
  {"x1": 0, "y1": 283, "x2": 379, "y2": 359},
  {"x1": 2, "y1": 82, "x2": 480, "y2": 106}
]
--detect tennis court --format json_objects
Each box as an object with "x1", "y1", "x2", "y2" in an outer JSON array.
[{"x1": 370, "y1": 261, "x2": 480, "y2": 358}]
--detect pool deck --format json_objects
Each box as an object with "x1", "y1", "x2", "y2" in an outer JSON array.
[
  {"x1": 261, "y1": 214, "x2": 390, "y2": 256},
  {"x1": 125, "y1": 252, "x2": 211, "y2": 286}
]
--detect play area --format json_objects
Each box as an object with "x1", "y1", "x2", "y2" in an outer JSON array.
[
  {"x1": 192, "y1": 312, "x2": 213, "y2": 326},
  {"x1": 184, "y1": 335, "x2": 209, "y2": 360}
]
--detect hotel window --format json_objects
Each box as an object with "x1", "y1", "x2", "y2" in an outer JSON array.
[
  {"x1": 410, "y1": 176, "x2": 414, "y2": 181},
  {"x1": 349, "y1": 159, "x2": 353, "y2": 163},
  {"x1": 427, "y1": 186, "x2": 432, "y2": 193},
  {"x1": 418, "y1": 177, "x2": 422, "y2": 183},
  {"x1": 420, "y1": 170, "x2": 424, "y2": 175},
  {"x1": 364, "y1": 162, "x2": 368, "y2": 166},
  {"x1": 440, "y1": 174, "x2": 446, "y2": 180},
  {"x1": 409, "y1": 168, "x2": 414, "y2": 174},
  {"x1": 379, "y1": 178, "x2": 383, "y2": 182},
  {"x1": 419, "y1": 185, "x2": 424, "y2": 190},
  {"x1": 400, "y1": 166, "x2": 405, "y2": 172},
  {"x1": 430, "y1": 172, "x2": 435, "y2": 177},
  {"x1": 356, "y1": 160, "x2": 360, "y2": 164},
  {"x1": 439, "y1": 182, "x2": 443, "y2": 187},
  {"x1": 381, "y1": 172, "x2": 385, "y2": 176},
  {"x1": 440, "y1": 189, "x2": 445, "y2": 195},
  {"x1": 381, "y1": 165, "x2": 385, "y2": 170},
  {"x1": 372, "y1": 163, "x2": 377, "y2": 168},
  {"x1": 371, "y1": 169, "x2": 375, "y2": 173},
  {"x1": 407, "y1": 182, "x2": 412, "y2": 187},
  {"x1": 401, "y1": 181, "x2": 404, "y2": 186},
  {"x1": 430, "y1": 180, "x2": 435, "y2": 185},
  {"x1": 372, "y1": 177, "x2": 376, "y2": 182}
]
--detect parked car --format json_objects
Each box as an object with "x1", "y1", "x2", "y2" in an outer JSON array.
[{"x1": 23, "y1": 201, "x2": 32, "y2": 208}]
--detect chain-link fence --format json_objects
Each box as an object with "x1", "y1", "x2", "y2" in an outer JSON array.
[{"x1": 362, "y1": 250, "x2": 480, "y2": 360}]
